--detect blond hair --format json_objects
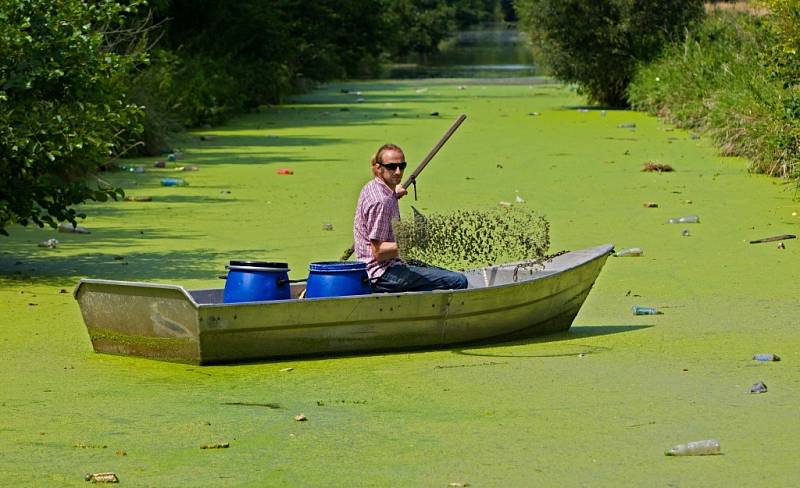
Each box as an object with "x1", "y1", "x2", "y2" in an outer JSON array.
[{"x1": 370, "y1": 143, "x2": 404, "y2": 176}]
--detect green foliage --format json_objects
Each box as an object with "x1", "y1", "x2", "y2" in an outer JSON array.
[
  {"x1": 393, "y1": 206, "x2": 550, "y2": 269},
  {"x1": 381, "y1": 0, "x2": 457, "y2": 59},
  {"x1": 132, "y1": 0, "x2": 501, "y2": 140},
  {"x1": 132, "y1": 0, "x2": 390, "y2": 133},
  {"x1": 761, "y1": 0, "x2": 800, "y2": 87},
  {"x1": 0, "y1": 0, "x2": 145, "y2": 235},
  {"x1": 453, "y1": 0, "x2": 504, "y2": 28},
  {"x1": 761, "y1": 0, "x2": 800, "y2": 177},
  {"x1": 628, "y1": 11, "x2": 800, "y2": 178},
  {"x1": 515, "y1": 0, "x2": 705, "y2": 106}
]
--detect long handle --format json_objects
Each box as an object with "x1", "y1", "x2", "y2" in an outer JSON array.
[
  {"x1": 340, "y1": 114, "x2": 467, "y2": 262},
  {"x1": 401, "y1": 113, "x2": 467, "y2": 189}
]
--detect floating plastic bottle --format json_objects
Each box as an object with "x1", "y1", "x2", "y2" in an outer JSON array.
[
  {"x1": 57, "y1": 222, "x2": 90, "y2": 234},
  {"x1": 160, "y1": 178, "x2": 187, "y2": 187},
  {"x1": 750, "y1": 381, "x2": 768, "y2": 393},
  {"x1": 753, "y1": 353, "x2": 780, "y2": 362},
  {"x1": 668, "y1": 215, "x2": 699, "y2": 224},
  {"x1": 38, "y1": 238, "x2": 59, "y2": 248},
  {"x1": 85, "y1": 472, "x2": 119, "y2": 483},
  {"x1": 665, "y1": 439, "x2": 720, "y2": 456},
  {"x1": 614, "y1": 247, "x2": 643, "y2": 257},
  {"x1": 631, "y1": 305, "x2": 659, "y2": 315}
]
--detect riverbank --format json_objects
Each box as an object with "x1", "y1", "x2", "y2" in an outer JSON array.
[
  {"x1": 1, "y1": 80, "x2": 799, "y2": 486},
  {"x1": 629, "y1": 9, "x2": 799, "y2": 180}
]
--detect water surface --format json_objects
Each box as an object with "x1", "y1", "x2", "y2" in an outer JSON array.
[
  {"x1": 385, "y1": 24, "x2": 537, "y2": 79},
  {"x1": 1, "y1": 80, "x2": 799, "y2": 486}
]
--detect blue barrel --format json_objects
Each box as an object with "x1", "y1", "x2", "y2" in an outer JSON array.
[
  {"x1": 305, "y1": 261, "x2": 371, "y2": 298},
  {"x1": 223, "y1": 261, "x2": 291, "y2": 303}
]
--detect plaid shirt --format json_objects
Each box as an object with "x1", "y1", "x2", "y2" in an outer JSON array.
[{"x1": 354, "y1": 177, "x2": 401, "y2": 280}]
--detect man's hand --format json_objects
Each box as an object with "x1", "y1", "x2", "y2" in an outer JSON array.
[{"x1": 395, "y1": 185, "x2": 408, "y2": 199}]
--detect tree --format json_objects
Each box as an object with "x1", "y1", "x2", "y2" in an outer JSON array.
[
  {"x1": 0, "y1": 0, "x2": 146, "y2": 235},
  {"x1": 381, "y1": 0, "x2": 456, "y2": 60},
  {"x1": 516, "y1": 0, "x2": 705, "y2": 106}
]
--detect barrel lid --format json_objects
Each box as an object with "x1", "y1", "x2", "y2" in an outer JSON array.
[
  {"x1": 229, "y1": 260, "x2": 288, "y2": 268},
  {"x1": 309, "y1": 261, "x2": 367, "y2": 272}
]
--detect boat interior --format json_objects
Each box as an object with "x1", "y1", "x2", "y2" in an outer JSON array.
[{"x1": 188, "y1": 260, "x2": 563, "y2": 306}]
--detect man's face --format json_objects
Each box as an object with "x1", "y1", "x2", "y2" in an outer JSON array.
[{"x1": 375, "y1": 149, "x2": 406, "y2": 189}]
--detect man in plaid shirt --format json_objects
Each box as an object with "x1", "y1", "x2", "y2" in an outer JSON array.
[{"x1": 354, "y1": 143, "x2": 468, "y2": 292}]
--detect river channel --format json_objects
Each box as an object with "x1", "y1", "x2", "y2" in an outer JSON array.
[
  {"x1": 1, "y1": 27, "x2": 799, "y2": 487},
  {"x1": 385, "y1": 24, "x2": 537, "y2": 79}
]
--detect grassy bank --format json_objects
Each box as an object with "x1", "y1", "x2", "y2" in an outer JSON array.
[{"x1": 628, "y1": 10, "x2": 800, "y2": 180}]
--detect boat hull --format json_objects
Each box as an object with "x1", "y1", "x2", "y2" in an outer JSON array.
[{"x1": 74, "y1": 244, "x2": 612, "y2": 364}]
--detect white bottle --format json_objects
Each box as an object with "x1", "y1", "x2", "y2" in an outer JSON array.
[
  {"x1": 614, "y1": 247, "x2": 643, "y2": 257},
  {"x1": 665, "y1": 439, "x2": 720, "y2": 456},
  {"x1": 668, "y1": 215, "x2": 700, "y2": 224}
]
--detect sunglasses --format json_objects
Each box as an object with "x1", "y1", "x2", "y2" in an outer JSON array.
[{"x1": 378, "y1": 161, "x2": 407, "y2": 171}]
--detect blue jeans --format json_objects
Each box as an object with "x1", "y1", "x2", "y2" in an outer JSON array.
[{"x1": 372, "y1": 262, "x2": 468, "y2": 293}]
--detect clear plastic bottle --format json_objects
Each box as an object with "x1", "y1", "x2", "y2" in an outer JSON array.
[
  {"x1": 753, "y1": 353, "x2": 780, "y2": 362},
  {"x1": 631, "y1": 305, "x2": 659, "y2": 315},
  {"x1": 665, "y1": 439, "x2": 720, "y2": 456},
  {"x1": 57, "y1": 222, "x2": 90, "y2": 234},
  {"x1": 614, "y1": 247, "x2": 643, "y2": 257},
  {"x1": 668, "y1": 215, "x2": 700, "y2": 224}
]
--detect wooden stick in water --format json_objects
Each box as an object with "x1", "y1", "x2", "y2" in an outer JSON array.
[{"x1": 749, "y1": 234, "x2": 796, "y2": 244}]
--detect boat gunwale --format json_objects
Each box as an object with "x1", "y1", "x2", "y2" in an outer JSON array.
[
  {"x1": 73, "y1": 244, "x2": 614, "y2": 309},
  {"x1": 200, "y1": 278, "x2": 593, "y2": 336},
  {"x1": 194, "y1": 243, "x2": 613, "y2": 308}
]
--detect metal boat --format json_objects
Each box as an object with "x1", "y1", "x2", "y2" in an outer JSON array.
[{"x1": 74, "y1": 244, "x2": 613, "y2": 364}]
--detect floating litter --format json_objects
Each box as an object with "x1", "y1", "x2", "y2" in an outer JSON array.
[
  {"x1": 85, "y1": 472, "x2": 119, "y2": 483},
  {"x1": 750, "y1": 381, "x2": 768, "y2": 394}
]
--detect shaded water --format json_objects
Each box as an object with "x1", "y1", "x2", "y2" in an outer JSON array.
[{"x1": 384, "y1": 24, "x2": 537, "y2": 79}]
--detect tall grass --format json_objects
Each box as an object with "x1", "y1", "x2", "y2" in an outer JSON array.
[{"x1": 628, "y1": 11, "x2": 800, "y2": 179}]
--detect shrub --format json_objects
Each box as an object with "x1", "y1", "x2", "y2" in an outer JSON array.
[
  {"x1": 515, "y1": 0, "x2": 705, "y2": 106},
  {"x1": 628, "y1": 11, "x2": 799, "y2": 178},
  {"x1": 0, "y1": 0, "x2": 145, "y2": 235},
  {"x1": 761, "y1": 0, "x2": 800, "y2": 177},
  {"x1": 381, "y1": 0, "x2": 456, "y2": 60}
]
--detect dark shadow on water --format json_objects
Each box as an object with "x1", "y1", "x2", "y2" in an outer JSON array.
[
  {"x1": 561, "y1": 105, "x2": 621, "y2": 111},
  {"x1": 0, "y1": 247, "x2": 282, "y2": 286},
  {"x1": 134, "y1": 194, "x2": 235, "y2": 204},
  {"x1": 450, "y1": 325, "x2": 652, "y2": 358}
]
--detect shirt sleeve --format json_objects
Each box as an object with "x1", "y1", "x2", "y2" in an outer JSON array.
[{"x1": 364, "y1": 196, "x2": 396, "y2": 243}]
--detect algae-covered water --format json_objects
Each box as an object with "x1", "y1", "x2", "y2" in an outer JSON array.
[{"x1": 2, "y1": 79, "x2": 799, "y2": 486}]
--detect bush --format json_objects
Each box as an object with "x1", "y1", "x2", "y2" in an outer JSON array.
[
  {"x1": 130, "y1": 0, "x2": 389, "y2": 145},
  {"x1": 0, "y1": 0, "x2": 145, "y2": 235},
  {"x1": 762, "y1": 0, "x2": 800, "y2": 176},
  {"x1": 628, "y1": 11, "x2": 799, "y2": 178},
  {"x1": 515, "y1": 0, "x2": 705, "y2": 106},
  {"x1": 380, "y1": 0, "x2": 456, "y2": 60}
]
